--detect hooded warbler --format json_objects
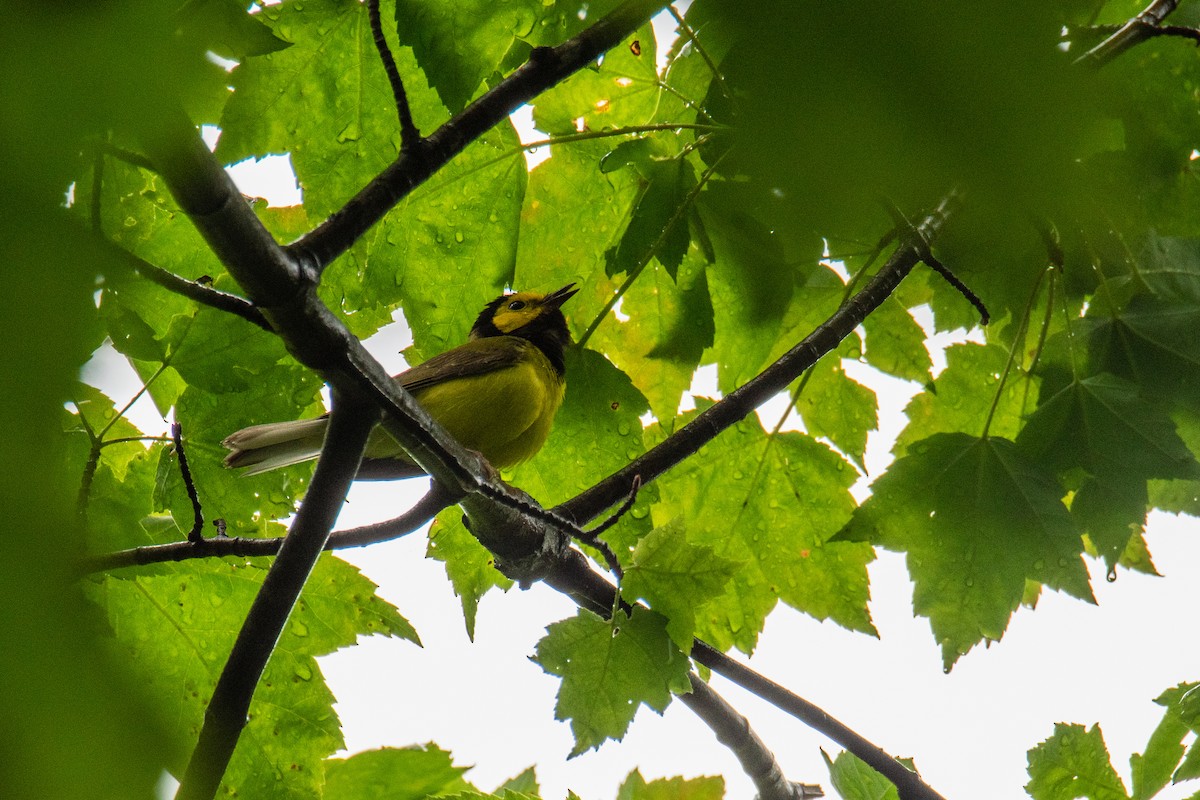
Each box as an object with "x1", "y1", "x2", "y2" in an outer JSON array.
[{"x1": 223, "y1": 284, "x2": 578, "y2": 477}]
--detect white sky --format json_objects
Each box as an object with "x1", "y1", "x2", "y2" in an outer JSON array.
[{"x1": 87, "y1": 10, "x2": 1200, "y2": 798}]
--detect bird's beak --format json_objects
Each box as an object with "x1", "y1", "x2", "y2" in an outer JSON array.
[{"x1": 544, "y1": 283, "x2": 579, "y2": 309}]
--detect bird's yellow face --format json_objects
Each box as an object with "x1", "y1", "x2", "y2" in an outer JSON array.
[
  {"x1": 470, "y1": 284, "x2": 578, "y2": 340},
  {"x1": 490, "y1": 291, "x2": 559, "y2": 334}
]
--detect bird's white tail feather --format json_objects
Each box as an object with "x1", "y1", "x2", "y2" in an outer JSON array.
[{"x1": 222, "y1": 418, "x2": 328, "y2": 476}]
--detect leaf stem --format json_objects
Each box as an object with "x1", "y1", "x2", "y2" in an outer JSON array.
[
  {"x1": 578, "y1": 150, "x2": 726, "y2": 347},
  {"x1": 666, "y1": 5, "x2": 732, "y2": 103},
  {"x1": 1021, "y1": 269, "x2": 1058, "y2": 417},
  {"x1": 980, "y1": 265, "x2": 1051, "y2": 438},
  {"x1": 406, "y1": 122, "x2": 725, "y2": 207}
]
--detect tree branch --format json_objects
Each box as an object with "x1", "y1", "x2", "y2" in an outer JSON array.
[
  {"x1": 129, "y1": 11, "x2": 950, "y2": 796},
  {"x1": 175, "y1": 393, "x2": 375, "y2": 800},
  {"x1": 79, "y1": 485, "x2": 453, "y2": 575},
  {"x1": 545, "y1": 549, "x2": 945, "y2": 800},
  {"x1": 100, "y1": 238, "x2": 272, "y2": 331},
  {"x1": 288, "y1": 0, "x2": 668, "y2": 273},
  {"x1": 559, "y1": 190, "x2": 962, "y2": 524},
  {"x1": 1073, "y1": 0, "x2": 1181, "y2": 67},
  {"x1": 681, "y1": 675, "x2": 819, "y2": 800},
  {"x1": 367, "y1": 0, "x2": 420, "y2": 149}
]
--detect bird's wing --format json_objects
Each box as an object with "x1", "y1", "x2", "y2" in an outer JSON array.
[{"x1": 396, "y1": 337, "x2": 528, "y2": 393}]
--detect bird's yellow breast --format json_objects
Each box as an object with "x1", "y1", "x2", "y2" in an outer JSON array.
[{"x1": 364, "y1": 338, "x2": 565, "y2": 470}]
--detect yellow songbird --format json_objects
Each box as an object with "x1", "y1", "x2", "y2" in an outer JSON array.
[{"x1": 223, "y1": 284, "x2": 578, "y2": 477}]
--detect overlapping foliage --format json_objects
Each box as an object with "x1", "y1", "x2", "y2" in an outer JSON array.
[{"x1": 8, "y1": 0, "x2": 1200, "y2": 798}]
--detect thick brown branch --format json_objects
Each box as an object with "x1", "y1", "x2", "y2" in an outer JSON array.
[
  {"x1": 289, "y1": 0, "x2": 668, "y2": 273},
  {"x1": 175, "y1": 394, "x2": 375, "y2": 800}
]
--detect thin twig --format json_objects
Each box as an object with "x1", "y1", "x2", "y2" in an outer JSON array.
[
  {"x1": 101, "y1": 435, "x2": 173, "y2": 447},
  {"x1": 367, "y1": 0, "x2": 420, "y2": 150},
  {"x1": 75, "y1": 412, "x2": 101, "y2": 524},
  {"x1": 574, "y1": 475, "x2": 641, "y2": 578},
  {"x1": 1074, "y1": 0, "x2": 1181, "y2": 67},
  {"x1": 878, "y1": 195, "x2": 989, "y2": 325},
  {"x1": 91, "y1": 145, "x2": 105, "y2": 232},
  {"x1": 101, "y1": 239, "x2": 272, "y2": 331},
  {"x1": 176, "y1": 394, "x2": 375, "y2": 800},
  {"x1": 924, "y1": 255, "x2": 989, "y2": 325},
  {"x1": 99, "y1": 141, "x2": 157, "y2": 172},
  {"x1": 583, "y1": 474, "x2": 641, "y2": 541},
  {"x1": 79, "y1": 486, "x2": 453, "y2": 575},
  {"x1": 667, "y1": 5, "x2": 731, "y2": 102},
  {"x1": 170, "y1": 422, "x2": 205, "y2": 543},
  {"x1": 1071, "y1": 21, "x2": 1200, "y2": 46}
]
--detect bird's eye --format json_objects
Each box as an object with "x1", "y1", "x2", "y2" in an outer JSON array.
[{"x1": 507, "y1": 300, "x2": 526, "y2": 311}]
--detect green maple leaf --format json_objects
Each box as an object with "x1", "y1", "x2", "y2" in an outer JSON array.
[
  {"x1": 621, "y1": 517, "x2": 741, "y2": 651},
  {"x1": 862, "y1": 295, "x2": 934, "y2": 385},
  {"x1": 842, "y1": 433, "x2": 1091, "y2": 669},
  {"x1": 533, "y1": 25, "x2": 661, "y2": 134},
  {"x1": 617, "y1": 769, "x2": 725, "y2": 800},
  {"x1": 394, "y1": 0, "x2": 542, "y2": 112},
  {"x1": 533, "y1": 607, "x2": 692, "y2": 756},
  {"x1": 1129, "y1": 684, "x2": 1196, "y2": 800},
  {"x1": 427, "y1": 507, "x2": 513, "y2": 641},
  {"x1": 896, "y1": 342, "x2": 1031, "y2": 456},
  {"x1": 651, "y1": 408, "x2": 874, "y2": 654},
  {"x1": 1087, "y1": 295, "x2": 1200, "y2": 412},
  {"x1": 1026, "y1": 724, "x2": 1129, "y2": 800},
  {"x1": 823, "y1": 749, "x2": 915, "y2": 800},
  {"x1": 87, "y1": 555, "x2": 416, "y2": 799},
  {"x1": 793, "y1": 355, "x2": 878, "y2": 470},
  {"x1": 1017, "y1": 372, "x2": 1198, "y2": 568},
  {"x1": 324, "y1": 744, "x2": 473, "y2": 800},
  {"x1": 592, "y1": 252, "x2": 714, "y2": 424},
  {"x1": 1018, "y1": 372, "x2": 1197, "y2": 481}
]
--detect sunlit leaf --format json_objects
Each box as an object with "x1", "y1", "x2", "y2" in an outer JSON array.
[
  {"x1": 325, "y1": 744, "x2": 473, "y2": 800},
  {"x1": 617, "y1": 769, "x2": 725, "y2": 800},
  {"x1": 1026, "y1": 724, "x2": 1128, "y2": 800}
]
